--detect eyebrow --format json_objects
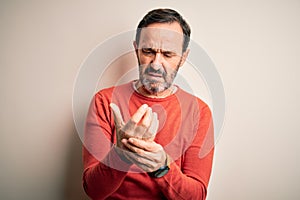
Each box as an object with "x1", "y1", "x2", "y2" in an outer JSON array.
[{"x1": 141, "y1": 47, "x2": 177, "y2": 55}]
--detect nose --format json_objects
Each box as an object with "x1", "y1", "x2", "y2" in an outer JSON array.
[{"x1": 151, "y1": 52, "x2": 163, "y2": 70}]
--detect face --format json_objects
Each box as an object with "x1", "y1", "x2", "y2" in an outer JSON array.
[{"x1": 134, "y1": 22, "x2": 189, "y2": 95}]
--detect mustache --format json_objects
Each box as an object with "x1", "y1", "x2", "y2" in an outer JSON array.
[{"x1": 145, "y1": 66, "x2": 166, "y2": 76}]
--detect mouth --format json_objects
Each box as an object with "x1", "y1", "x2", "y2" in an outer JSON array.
[{"x1": 146, "y1": 72, "x2": 163, "y2": 78}]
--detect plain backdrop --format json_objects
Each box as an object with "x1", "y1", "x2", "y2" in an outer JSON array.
[{"x1": 1, "y1": 0, "x2": 300, "y2": 200}]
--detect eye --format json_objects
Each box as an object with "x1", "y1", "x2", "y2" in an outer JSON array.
[
  {"x1": 141, "y1": 48, "x2": 155, "y2": 56},
  {"x1": 163, "y1": 51, "x2": 176, "y2": 58}
]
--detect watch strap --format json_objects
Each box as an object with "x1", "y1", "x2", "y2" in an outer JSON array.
[{"x1": 148, "y1": 154, "x2": 171, "y2": 178}]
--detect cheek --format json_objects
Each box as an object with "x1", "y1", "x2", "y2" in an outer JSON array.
[
  {"x1": 169, "y1": 56, "x2": 182, "y2": 66},
  {"x1": 138, "y1": 53, "x2": 150, "y2": 65},
  {"x1": 164, "y1": 59, "x2": 180, "y2": 71},
  {"x1": 165, "y1": 68, "x2": 176, "y2": 79}
]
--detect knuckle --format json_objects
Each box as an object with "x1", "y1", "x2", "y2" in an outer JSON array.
[
  {"x1": 126, "y1": 119, "x2": 137, "y2": 128},
  {"x1": 131, "y1": 117, "x2": 139, "y2": 124},
  {"x1": 143, "y1": 132, "x2": 153, "y2": 139},
  {"x1": 134, "y1": 126, "x2": 146, "y2": 136},
  {"x1": 136, "y1": 149, "x2": 143, "y2": 155},
  {"x1": 136, "y1": 156, "x2": 142, "y2": 163},
  {"x1": 124, "y1": 132, "x2": 134, "y2": 138},
  {"x1": 140, "y1": 121, "x2": 149, "y2": 128}
]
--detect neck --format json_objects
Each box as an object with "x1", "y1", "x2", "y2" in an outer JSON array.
[{"x1": 134, "y1": 81, "x2": 175, "y2": 98}]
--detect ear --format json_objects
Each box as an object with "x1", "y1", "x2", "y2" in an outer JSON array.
[
  {"x1": 133, "y1": 41, "x2": 140, "y2": 62},
  {"x1": 179, "y1": 49, "x2": 190, "y2": 67},
  {"x1": 133, "y1": 41, "x2": 138, "y2": 53}
]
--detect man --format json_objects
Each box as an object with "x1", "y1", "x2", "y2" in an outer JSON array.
[{"x1": 83, "y1": 8, "x2": 214, "y2": 200}]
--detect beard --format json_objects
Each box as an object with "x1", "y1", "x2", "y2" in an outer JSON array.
[{"x1": 139, "y1": 64, "x2": 179, "y2": 94}]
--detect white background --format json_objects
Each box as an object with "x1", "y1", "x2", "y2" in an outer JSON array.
[{"x1": 1, "y1": 0, "x2": 300, "y2": 199}]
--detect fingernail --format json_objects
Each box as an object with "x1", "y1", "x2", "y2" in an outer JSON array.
[
  {"x1": 153, "y1": 112, "x2": 157, "y2": 118},
  {"x1": 128, "y1": 138, "x2": 134, "y2": 143},
  {"x1": 142, "y1": 104, "x2": 148, "y2": 109}
]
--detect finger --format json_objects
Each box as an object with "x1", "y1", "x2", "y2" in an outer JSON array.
[
  {"x1": 127, "y1": 137, "x2": 162, "y2": 152},
  {"x1": 121, "y1": 145, "x2": 153, "y2": 163},
  {"x1": 131, "y1": 104, "x2": 149, "y2": 124},
  {"x1": 129, "y1": 108, "x2": 152, "y2": 138},
  {"x1": 122, "y1": 144, "x2": 164, "y2": 172},
  {"x1": 122, "y1": 104, "x2": 149, "y2": 136},
  {"x1": 122, "y1": 139, "x2": 164, "y2": 172},
  {"x1": 122, "y1": 138, "x2": 145, "y2": 154},
  {"x1": 133, "y1": 125, "x2": 147, "y2": 138},
  {"x1": 143, "y1": 112, "x2": 159, "y2": 139},
  {"x1": 121, "y1": 147, "x2": 157, "y2": 170},
  {"x1": 110, "y1": 103, "x2": 124, "y2": 127},
  {"x1": 122, "y1": 152, "x2": 155, "y2": 171},
  {"x1": 122, "y1": 119, "x2": 136, "y2": 136},
  {"x1": 140, "y1": 107, "x2": 152, "y2": 127}
]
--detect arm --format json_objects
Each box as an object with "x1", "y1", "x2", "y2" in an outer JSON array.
[
  {"x1": 82, "y1": 93, "x2": 131, "y2": 200},
  {"x1": 154, "y1": 105, "x2": 214, "y2": 200},
  {"x1": 83, "y1": 93, "x2": 158, "y2": 199},
  {"x1": 122, "y1": 104, "x2": 214, "y2": 200},
  {"x1": 83, "y1": 147, "x2": 131, "y2": 200}
]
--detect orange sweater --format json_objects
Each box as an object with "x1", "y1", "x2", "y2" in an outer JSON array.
[{"x1": 83, "y1": 81, "x2": 214, "y2": 200}]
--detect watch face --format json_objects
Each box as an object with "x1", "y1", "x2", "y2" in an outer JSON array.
[
  {"x1": 155, "y1": 167, "x2": 170, "y2": 178},
  {"x1": 149, "y1": 165, "x2": 170, "y2": 178}
]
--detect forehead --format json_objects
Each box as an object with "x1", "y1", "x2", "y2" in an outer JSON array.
[{"x1": 139, "y1": 22, "x2": 184, "y2": 52}]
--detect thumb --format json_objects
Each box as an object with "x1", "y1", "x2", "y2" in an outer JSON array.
[{"x1": 110, "y1": 103, "x2": 125, "y2": 128}]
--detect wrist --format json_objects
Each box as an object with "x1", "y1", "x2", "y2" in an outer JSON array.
[
  {"x1": 113, "y1": 144, "x2": 132, "y2": 164},
  {"x1": 148, "y1": 154, "x2": 171, "y2": 178}
]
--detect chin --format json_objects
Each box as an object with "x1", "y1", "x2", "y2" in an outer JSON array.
[
  {"x1": 144, "y1": 81, "x2": 169, "y2": 94},
  {"x1": 141, "y1": 76, "x2": 173, "y2": 93}
]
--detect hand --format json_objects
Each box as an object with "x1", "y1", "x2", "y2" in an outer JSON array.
[
  {"x1": 110, "y1": 103, "x2": 159, "y2": 149},
  {"x1": 121, "y1": 137, "x2": 167, "y2": 172}
]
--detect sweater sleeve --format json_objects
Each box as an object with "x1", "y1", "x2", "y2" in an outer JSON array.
[
  {"x1": 82, "y1": 92, "x2": 132, "y2": 200},
  {"x1": 153, "y1": 104, "x2": 214, "y2": 200}
]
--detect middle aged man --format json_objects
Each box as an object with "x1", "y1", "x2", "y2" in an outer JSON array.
[{"x1": 83, "y1": 8, "x2": 214, "y2": 200}]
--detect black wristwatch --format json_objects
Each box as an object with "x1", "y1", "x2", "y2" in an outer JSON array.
[{"x1": 148, "y1": 165, "x2": 170, "y2": 178}]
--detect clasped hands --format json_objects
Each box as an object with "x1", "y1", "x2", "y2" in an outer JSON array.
[{"x1": 110, "y1": 103, "x2": 167, "y2": 172}]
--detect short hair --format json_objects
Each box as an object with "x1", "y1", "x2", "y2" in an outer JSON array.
[{"x1": 135, "y1": 8, "x2": 191, "y2": 52}]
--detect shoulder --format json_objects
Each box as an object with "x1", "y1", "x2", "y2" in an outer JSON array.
[
  {"x1": 176, "y1": 87, "x2": 211, "y2": 112},
  {"x1": 94, "y1": 81, "x2": 133, "y2": 101}
]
